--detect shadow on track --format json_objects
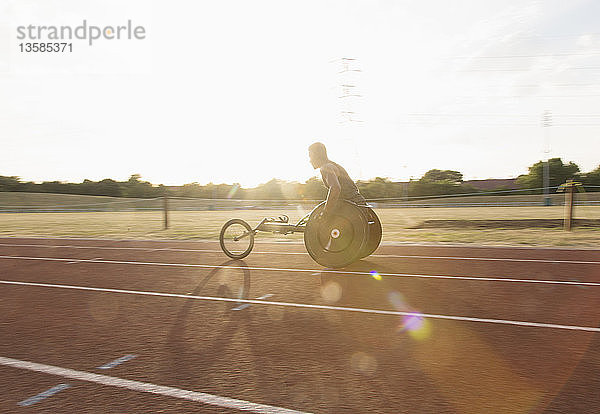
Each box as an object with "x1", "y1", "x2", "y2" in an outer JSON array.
[
  {"x1": 161, "y1": 254, "x2": 600, "y2": 412},
  {"x1": 163, "y1": 257, "x2": 440, "y2": 411},
  {"x1": 166, "y1": 259, "x2": 251, "y2": 382}
]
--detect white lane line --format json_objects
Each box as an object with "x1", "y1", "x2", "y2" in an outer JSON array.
[
  {"x1": 17, "y1": 383, "x2": 71, "y2": 406},
  {"x1": 0, "y1": 243, "x2": 308, "y2": 256},
  {"x1": 1, "y1": 255, "x2": 599, "y2": 287},
  {"x1": 1, "y1": 279, "x2": 599, "y2": 332},
  {"x1": 256, "y1": 294, "x2": 274, "y2": 300},
  {"x1": 0, "y1": 237, "x2": 301, "y2": 245},
  {"x1": 5, "y1": 237, "x2": 600, "y2": 251},
  {"x1": 1, "y1": 242, "x2": 599, "y2": 264},
  {"x1": 370, "y1": 253, "x2": 600, "y2": 265},
  {"x1": 97, "y1": 354, "x2": 137, "y2": 370},
  {"x1": 1, "y1": 356, "x2": 310, "y2": 414},
  {"x1": 232, "y1": 294, "x2": 274, "y2": 311},
  {"x1": 66, "y1": 257, "x2": 103, "y2": 265}
]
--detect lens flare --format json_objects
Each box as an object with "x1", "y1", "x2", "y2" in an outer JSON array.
[
  {"x1": 370, "y1": 270, "x2": 382, "y2": 281},
  {"x1": 320, "y1": 281, "x2": 342, "y2": 303},
  {"x1": 401, "y1": 312, "x2": 432, "y2": 341},
  {"x1": 388, "y1": 291, "x2": 407, "y2": 311},
  {"x1": 388, "y1": 291, "x2": 432, "y2": 340},
  {"x1": 350, "y1": 352, "x2": 378, "y2": 376},
  {"x1": 403, "y1": 313, "x2": 424, "y2": 331},
  {"x1": 226, "y1": 184, "x2": 239, "y2": 199}
]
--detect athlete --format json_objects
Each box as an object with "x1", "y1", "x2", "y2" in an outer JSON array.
[{"x1": 308, "y1": 142, "x2": 367, "y2": 218}]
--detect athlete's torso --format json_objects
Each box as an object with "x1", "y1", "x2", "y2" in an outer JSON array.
[{"x1": 320, "y1": 161, "x2": 366, "y2": 205}]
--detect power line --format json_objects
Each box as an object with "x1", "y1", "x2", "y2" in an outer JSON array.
[
  {"x1": 399, "y1": 123, "x2": 600, "y2": 127},
  {"x1": 454, "y1": 94, "x2": 600, "y2": 99},
  {"x1": 513, "y1": 83, "x2": 600, "y2": 87},
  {"x1": 513, "y1": 32, "x2": 600, "y2": 40},
  {"x1": 459, "y1": 66, "x2": 600, "y2": 72},
  {"x1": 407, "y1": 113, "x2": 600, "y2": 118},
  {"x1": 450, "y1": 51, "x2": 600, "y2": 59}
]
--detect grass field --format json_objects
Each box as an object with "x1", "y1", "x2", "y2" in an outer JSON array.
[{"x1": 1, "y1": 206, "x2": 599, "y2": 247}]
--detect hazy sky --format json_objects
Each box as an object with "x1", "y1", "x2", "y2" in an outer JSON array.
[{"x1": 2, "y1": 0, "x2": 600, "y2": 187}]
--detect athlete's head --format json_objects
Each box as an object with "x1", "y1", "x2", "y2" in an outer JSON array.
[{"x1": 308, "y1": 142, "x2": 328, "y2": 169}]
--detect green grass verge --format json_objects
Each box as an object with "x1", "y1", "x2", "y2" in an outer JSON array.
[{"x1": 0, "y1": 206, "x2": 599, "y2": 247}]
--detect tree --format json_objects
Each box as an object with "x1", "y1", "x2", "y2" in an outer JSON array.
[
  {"x1": 96, "y1": 179, "x2": 123, "y2": 197},
  {"x1": 122, "y1": 174, "x2": 159, "y2": 198},
  {"x1": 180, "y1": 182, "x2": 204, "y2": 198},
  {"x1": 406, "y1": 169, "x2": 468, "y2": 197},
  {"x1": 420, "y1": 169, "x2": 463, "y2": 184},
  {"x1": 38, "y1": 181, "x2": 69, "y2": 193},
  {"x1": 358, "y1": 177, "x2": 400, "y2": 199},
  {"x1": 252, "y1": 179, "x2": 285, "y2": 200},
  {"x1": 302, "y1": 177, "x2": 327, "y2": 200},
  {"x1": 517, "y1": 158, "x2": 580, "y2": 190},
  {"x1": 582, "y1": 165, "x2": 600, "y2": 189},
  {"x1": 0, "y1": 176, "x2": 22, "y2": 191}
]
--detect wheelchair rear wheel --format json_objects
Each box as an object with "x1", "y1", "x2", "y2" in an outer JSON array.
[{"x1": 304, "y1": 201, "x2": 369, "y2": 268}]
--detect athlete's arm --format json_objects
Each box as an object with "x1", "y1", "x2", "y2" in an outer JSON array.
[{"x1": 321, "y1": 164, "x2": 341, "y2": 216}]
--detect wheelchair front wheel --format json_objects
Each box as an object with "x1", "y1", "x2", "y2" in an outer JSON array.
[{"x1": 220, "y1": 219, "x2": 255, "y2": 259}]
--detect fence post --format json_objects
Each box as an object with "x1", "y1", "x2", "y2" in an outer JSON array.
[
  {"x1": 563, "y1": 180, "x2": 574, "y2": 231},
  {"x1": 163, "y1": 196, "x2": 169, "y2": 230}
]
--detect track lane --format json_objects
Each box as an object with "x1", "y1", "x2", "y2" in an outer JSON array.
[
  {"x1": 1, "y1": 281, "x2": 456, "y2": 413},
  {"x1": 0, "y1": 238, "x2": 600, "y2": 265},
  {"x1": 0, "y1": 364, "x2": 281, "y2": 414},
  {"x1": 1, "y1": 253, "x2": 599, "y2": 327},
  {"x1": 1, "y1": 280, "x2": 595, "y2": 414},
  {"x1": 1, "y1": 238, "x2": 599, "y2": 292},
  {"x1": 1, "y1": 243, "x2": 599, "y2": 287},
  {"x1": 1, "y1": 238, "x2": 599, "y2": 413}
]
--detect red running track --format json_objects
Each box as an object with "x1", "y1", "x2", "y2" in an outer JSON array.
[{"x1": 0, "y1": 237, "x2": 599, "y2": 413}]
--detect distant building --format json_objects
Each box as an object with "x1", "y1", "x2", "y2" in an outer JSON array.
[{"x1": 462, "y1": 178, "x2": 518, "y2": 191}]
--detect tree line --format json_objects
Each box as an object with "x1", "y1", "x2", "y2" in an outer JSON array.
[{"x1": 1, "y1": 159, "x2": 599, "y2": 200}]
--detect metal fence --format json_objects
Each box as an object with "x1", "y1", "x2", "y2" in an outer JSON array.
[{"x1": 1, "y1": 187, "x2": 599, "y2": 213}]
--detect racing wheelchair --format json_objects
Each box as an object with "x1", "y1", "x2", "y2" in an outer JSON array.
[{"x1": 219, "y1": 201, "x2": 382, "y2": 268}]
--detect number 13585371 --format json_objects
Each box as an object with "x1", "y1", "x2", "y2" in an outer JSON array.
[{"x1": 19, "y1": 43, "x2": 72, "y2": 52}]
